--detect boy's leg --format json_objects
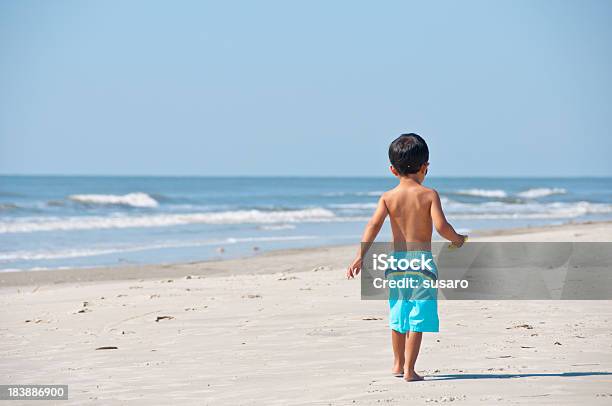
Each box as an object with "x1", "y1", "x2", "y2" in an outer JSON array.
[
  {"x1": 404, "y1": 331, "x2": 424, "y2": 381},
  {"x1": 391, "y1": 329, "x2": 405, "y2": 375}
]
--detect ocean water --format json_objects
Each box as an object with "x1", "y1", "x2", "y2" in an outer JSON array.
[{"x1": 1, "y1": 176, "x2": 611, "y2": 272}]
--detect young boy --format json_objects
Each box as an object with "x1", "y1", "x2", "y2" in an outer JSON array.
[{"x1": 346, "y1": 133, "x2": 466, "y2": 382}]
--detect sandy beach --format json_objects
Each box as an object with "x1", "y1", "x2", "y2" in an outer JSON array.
[{"x1": 2, "y1": 222, "x2": 612, "y2": 405}]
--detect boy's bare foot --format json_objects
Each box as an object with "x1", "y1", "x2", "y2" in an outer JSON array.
[
  {"x1": 404, "y1": 370, "x2": 424, "y2": 382},
  {"x1": 392, "y1": 362, "x2": 404, "y2": 376}
]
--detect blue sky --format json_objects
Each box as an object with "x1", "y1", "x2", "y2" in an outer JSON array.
[{"x1": 1, "y1": 0, "x2": 611, "y2": 177}]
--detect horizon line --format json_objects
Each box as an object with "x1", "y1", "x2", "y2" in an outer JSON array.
[{"x1": 1, "y1": 173, "x2": 611, "y2": 179}]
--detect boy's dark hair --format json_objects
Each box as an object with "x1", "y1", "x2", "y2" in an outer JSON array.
[{"x1": 388, "y1": 133, "x2": 429, "y2": 175}]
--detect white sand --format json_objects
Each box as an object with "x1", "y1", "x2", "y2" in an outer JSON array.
[{"x1": 1, "y1": 222, "x2": 612, "y2": 405}]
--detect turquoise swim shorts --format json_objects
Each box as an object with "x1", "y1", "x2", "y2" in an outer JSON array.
[{"x1": 386, "y1": 251, "x2": 439, "y2": 333}]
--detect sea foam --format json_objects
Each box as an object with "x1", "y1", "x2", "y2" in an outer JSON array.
[
  {"x1": 456, "y1": 189, "x2": 508, "y2": 198},
  {"x1": 69, "y1": 192, "x2": 159, "y2": 208},
  {"x1": 444, "y1": 201, "x2": 612, "y2": 220},
  {"x1": 0, "y1": 208, "x2": 337, "y2": 234},
  {"x1": 517, "y1": 188, "x2": 567, "y2": 199}
]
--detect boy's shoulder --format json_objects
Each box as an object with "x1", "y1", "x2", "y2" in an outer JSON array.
[
  {"x1": 419, "y1": 185, "x2": 439, "y2": 199},
  {"x1": 381, "y1": 184, "x2": 438, "y2": 200}
]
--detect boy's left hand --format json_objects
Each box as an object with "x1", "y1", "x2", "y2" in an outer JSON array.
[
  {"x1": 346, "y1": 256, "x2": 362, "y2": 279},
  {"x1": 452, "y1": 234, "x2": 468, "y2": 248}
]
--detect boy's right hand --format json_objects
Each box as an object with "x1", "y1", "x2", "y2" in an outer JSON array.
[{"x1": 346, "y1": 256, "x2": 362, "y2": 279}]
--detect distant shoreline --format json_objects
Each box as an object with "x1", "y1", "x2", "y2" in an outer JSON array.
[{"x1": 2, "y1": 174, "x2": 612, "y2": 179}]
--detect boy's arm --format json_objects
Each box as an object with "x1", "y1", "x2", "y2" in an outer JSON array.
[
  {"x1": 430, "y1": 190, "x2": 466, "y2": 246},
  {"x1": 346, "y1": 196, "x2": 388, "y2": 278}
]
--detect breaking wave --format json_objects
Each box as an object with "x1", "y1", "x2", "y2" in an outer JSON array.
[
  {"x1": 68, "y1": 192, "x2": 159, "y2": 208},
  {"x1": 328, "y1": 203, "x2": 378, "y2": 210},
  {"x1": 517, "y1": 188, "x2": 567, "y2": 199},
  {"x1": 456, "y1": 189, "x2": 508, "y2": 198},
  {"x1": 322, "y1": 191, "x2": 384, "y2": 197}
]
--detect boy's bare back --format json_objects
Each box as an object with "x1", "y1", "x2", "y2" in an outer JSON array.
[{"x1": 382, "y1": 180, "x2": 435, "y2": 245}]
